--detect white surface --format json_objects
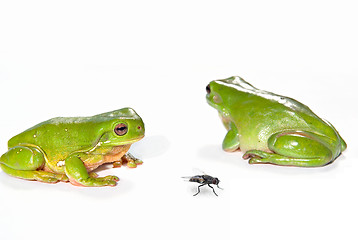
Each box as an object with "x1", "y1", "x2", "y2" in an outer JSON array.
[{"x1": 0, "y1": 1, "x2": 357, "y2": 240}]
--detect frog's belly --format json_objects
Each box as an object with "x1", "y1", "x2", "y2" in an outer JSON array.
[
  {"x1": 238, "y1": 127, "x2": 273, "y2": 153},
  {"x1": 239, "y1": 135, "x2": 271, "y2": 153},
  {"x1": 85, "y1": 145, "x2": 131, "y2": 171},
  {"x1": 41, "y1": 145, "x2": 131, "y2": 173}
]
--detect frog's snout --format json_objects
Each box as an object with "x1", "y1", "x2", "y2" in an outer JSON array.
[{"x1": 136, "y1": 123, "x2": 145, "y2": 135}]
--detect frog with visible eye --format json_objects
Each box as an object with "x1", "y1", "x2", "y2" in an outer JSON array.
[
  {"x1": 0, "y1": 108, "x2": 144, "y2": 186},
  {"x1": 206, "y1": 76, "x2": 347, "y2": 167}
]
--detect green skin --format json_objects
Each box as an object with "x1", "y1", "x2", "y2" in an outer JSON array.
[
  {"x1": 0, "y1": 108, "x2": 145, "y2": 186},
  {"x1": 206, "y1": 76, "x2": 347, "y2": 167}
]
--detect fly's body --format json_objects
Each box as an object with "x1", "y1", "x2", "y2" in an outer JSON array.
[{"x1": 183, "y1": 174, "x2": 223, "y2": 196}]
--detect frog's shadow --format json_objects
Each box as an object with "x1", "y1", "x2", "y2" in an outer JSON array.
[
  {"x1": 0, "y1": 171, "x2": 136, "y2": 198},
  {"x1": 129, "y1": 135, "x2": 170, "y2": 159}
]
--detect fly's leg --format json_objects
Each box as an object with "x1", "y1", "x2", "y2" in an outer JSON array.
[
  {"x1": 193, "y1": 184, "x2": 205, "y2": 196},
  {"x1": 207, "y1": 184, "x2": 218, "y2": 196}
]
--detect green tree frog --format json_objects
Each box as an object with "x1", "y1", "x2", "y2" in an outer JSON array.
[
  {"x1": 0, "y1": 108, "x2": 145, "y2": 186},
  {"x1": 206, "y1": 76, "x2": 346, "y2": 167}
]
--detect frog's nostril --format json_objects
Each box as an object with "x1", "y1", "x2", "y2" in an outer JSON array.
[{"x1": 137, "y1": 126, "x2": 142, "y2": 130}]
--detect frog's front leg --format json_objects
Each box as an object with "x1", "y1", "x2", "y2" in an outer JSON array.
[
  {"x1": 113, "y1": 153, "x2": 143, "y2": 168},
  {"x1": 65, "y1": 154, "x2": 119, "y2": 187},
  {"x1": 0, "y1": 146, "x2": 68, "y2": 183},
  {"x1": 243, "y1": 131, "x2": 333, "y2": 167},
  {"x1": 222, "y1": 122, "x2": 240, "y2": 152}
]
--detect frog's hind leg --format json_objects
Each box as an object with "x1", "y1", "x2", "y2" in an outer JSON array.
[
  {"x1": 0, "y1": 146, "x2": 67, "y2": 183},
  {"x1": 324, "y1": 119, "x2": 347, "y2": 152},
  {"x1": 243, "y1": 131, "x2": 333, "y2": 167}
]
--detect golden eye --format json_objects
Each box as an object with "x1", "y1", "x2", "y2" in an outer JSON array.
[{"x1": 114, "y1": 123, "x2": 128, "y2": 136}]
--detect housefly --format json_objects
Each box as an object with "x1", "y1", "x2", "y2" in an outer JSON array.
[{"x1": 182, "y1": 174, "x2": 223, "y2": 196}]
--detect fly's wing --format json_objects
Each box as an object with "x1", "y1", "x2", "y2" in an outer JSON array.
[
  {"x1": 192, "y1": 168, "x2": 207, "y2": 175},
  {"x1": 182, "y1": 168, "x2": 206, "y2": 181},
  {"x1": 182, "y1": 169, "x2": 215, "y2": 183},
  {"x1": 193, "y1": 168, "x2": 217, "y2": 180},
  {"x1": 181, "y1": 176, "x2": 193, "y2": 181},
  {"x1": 182, "y1": 175, "x2": 207, "y2": 184}
]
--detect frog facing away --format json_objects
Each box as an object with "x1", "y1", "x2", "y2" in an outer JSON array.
[
  {"x1": 206, "y1": 76, "x2": 346, "y2": 167},
  {"x1": 0, "y1": 108, "x2": 145, "y2": 186}
]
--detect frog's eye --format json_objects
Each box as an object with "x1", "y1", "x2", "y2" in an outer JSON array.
[
  {"x1": 114, "y1": 123, "x2": 128, "y2": 136},
  {"x1": 206, "y1": 84, "x2": 211, "y2": 94}
]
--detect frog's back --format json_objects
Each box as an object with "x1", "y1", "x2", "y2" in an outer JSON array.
[
  {"x1": 8, "y1": 116, "x2": 105, "y2": 152},
  {"x1": 217, "y1": 77, "x2": 331, "y2": 131},
  {"x1": 8, "y1": 108, "x2": 140, "y2": 151},
  {"x1": 228, "y1": 87, "x2": 343, "y2": 153},
  {"x1": 262, "y1": 92, "x2": 340, "y2": 139}
]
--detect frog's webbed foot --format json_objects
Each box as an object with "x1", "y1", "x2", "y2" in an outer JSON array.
[
  {"x1": 243, "y1": 150, "x2": 275, "y2": 164},
  {"x1": 89, "y1": 172, "x2": 119, "y2": 182},
  {"x1": 112, "y1": 161, "x2": 123, "y2": 168},
  {"x1": 37, "y1": 173, "x2": 69, "y2": 183},
  {"x1": 243, "y1": 149, "x2": 330, "y2": 167},
  {"x1": 69, "y1": 175, "x2": 119, "y2": 187},
  {"x1": 113, "y1": 153, "x2": 143, "y2": 168},
  {"x1": 65, "y1": 155, "x2": 119, "y2": 187}
]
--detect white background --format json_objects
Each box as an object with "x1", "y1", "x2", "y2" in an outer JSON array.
[{"x1": 0, "y1": 1, "x2": 357, "y2": 240}]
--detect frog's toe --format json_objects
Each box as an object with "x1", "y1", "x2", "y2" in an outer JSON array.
[
  {"x1": 134, "y1": 159, "x2": 143, "y2": 165},
  {"x1": 105, "y1": 180, "x2": 118, "y2": 187},
  {"x1": 95, "y1": 177, "x2": 118, "y2": 186},
  {"x1": 39, "y1": 177, "x2": 60, "y2": 183},
  {"x1": 122, "y1": 153, "x2": 142, "y2": 168},
  {"x1": 113, "y1": 162, "x2": 123, "y2": 168},
  {"x1": 243, "y1": 150, "x2": 271, "y2": 160},
  {"x1": 248, "y1": 158, "x2": 264, "y2": 164},
  {"x1": 126, "y1": 161, "x2": 138, "y2": 168},
  {"x1": 103, "y1": 175, "x2": 120, "y2": 182}
]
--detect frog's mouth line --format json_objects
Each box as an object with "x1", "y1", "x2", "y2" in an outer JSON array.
[
  {"x1": 83, "y1": 135, "x2": 144, "y2": 155},
  {"x1": 88, "y1": 135, "x2": 145, "y2": 153},
  {"x1": 106, "y1": 135, "x2": 145, "y2": 146}
]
